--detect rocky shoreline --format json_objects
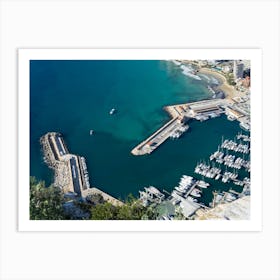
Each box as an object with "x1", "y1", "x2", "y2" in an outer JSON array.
[{"x1": 40, "y1": 133, "x2": 71, "y2": 191}]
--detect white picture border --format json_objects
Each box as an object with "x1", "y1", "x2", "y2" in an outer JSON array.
[{"x1": 18, "y1": 48, "x2": 262, "y2": 231}]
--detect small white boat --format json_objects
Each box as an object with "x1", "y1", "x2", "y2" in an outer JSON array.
[
  {"x1": 89, "y1": 130, "x2": 94, "y2": 135},
  {"x1": 187, "y1": 196, "x2": 198, "y2": 202},
  {"x1": 110, "y1": 108, "x2": 116, "y2": 115},
  {"x1": 240, "y1": 122, "x2": 250, "y2": 131},
  {"x1": 197, "y1": 180, "x2": 209, "y2": 188},
  {"x1": 190, "y1": 189, "x2": 201, "y2": 198}
]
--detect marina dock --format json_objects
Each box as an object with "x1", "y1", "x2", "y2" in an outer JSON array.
[
  {"x1": 131, "y1": 117, "x2": 189, "y2": 155},
  {"x1": 131, "y1": 98, "x2": 228, "y2": 156}
]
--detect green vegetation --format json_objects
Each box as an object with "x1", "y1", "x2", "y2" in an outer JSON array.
[
  {"x1": 29, "y1": 177, "x2": 159, "y2": 220},
  {"x1": 86, "y1": 193, "x2": 104, "y2": 205},
  {"x1": 30, "y1": 176, "x2": 66, "y2": 220},
  {"x1": 90, "y1": 202, "x2": 118, "y2": 220},
  {"x1": 90, "y1": 194, "x2": 157, "y2": 220}
]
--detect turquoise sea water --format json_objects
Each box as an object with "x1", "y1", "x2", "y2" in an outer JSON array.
[{"x1": 30, "y1": 60, "x2": 246, "y2": 205}]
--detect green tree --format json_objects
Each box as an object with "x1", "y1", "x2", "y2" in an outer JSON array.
[
  {"x1": 90, "y1": 202, "x2": 118, "y2": 220},
  {"x1": 30, "y1": 177, "x2": 66, "y2": 220},
  {"x1": 115, "y1": 205, "x2": 132, "y2": 220},
  {"x1": 116, "y1": 194, "x2": 147, "y2": 220},
  {"x1": 90, "y1": 196, "x2": 151, "y2": 220},
  {"x1": 125, "y1": 193, "x2": 136, "y2": 205}
]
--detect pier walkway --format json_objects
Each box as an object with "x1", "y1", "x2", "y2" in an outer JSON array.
[
  {"x1": 131, "y1": 117, "x2": 182, "y2": 155},
  {"x1": 41, "y1": 132, "x2": 123, "y2": 206},
  {"x1": 131, "y1": 98, "x2": 227, "y2": 156}
]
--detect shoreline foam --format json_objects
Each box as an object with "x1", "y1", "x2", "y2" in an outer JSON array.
[{"x1": 198, "y1": 68, "x2": 237, "y2": 100}]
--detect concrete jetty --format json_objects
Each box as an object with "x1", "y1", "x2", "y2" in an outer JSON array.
[
  {"x1": 40, "y1": 132, "x2": 123, "y2": 206},
  {"x1": 40, "y1": 132, "x2": 90, "y2": 195},
  {"x1": 131, "y1": 98, "x2": 227, "y2": 156},
  {"x1": 131, "y1": 117, "x2": 188, "y2": 155}
]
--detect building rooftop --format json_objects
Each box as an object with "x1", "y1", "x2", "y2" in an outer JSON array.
[
  {"x1": 180, "y1": 200, "x2": 200, "y2": 218},
  {"x1": 195, "y1": 196, "x2": 250, "y2": 220}
]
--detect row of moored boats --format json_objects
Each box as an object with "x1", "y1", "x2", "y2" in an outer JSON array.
[
  {"x1": 210, "y1": 149, "x2": 250, "y2": 171},
  {"x1": 171, "y1": 175, "x2": 210, "y2": 203},
  {"x1": 80, "y1": 157, "x2": 90, "y2": 188},
  {"x1": 221, "y1": 139, "x2": 250, "y2": 154},
  {"x1": 170, "y1": 125, "x2": 189, "y2": 139}
]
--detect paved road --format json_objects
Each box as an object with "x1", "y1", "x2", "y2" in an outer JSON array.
[
  {"x1": 54, "y1": 135, "x2": 66, "y2": 156},
  {"x1": 70, "y1": 157, "x2": 81, "y2": 195}
]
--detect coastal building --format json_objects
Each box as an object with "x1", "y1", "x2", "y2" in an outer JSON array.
[
  {"x1": 233, "y1": 61, "x2": 244, "y2": 80},
  {"x1": 188, "y1": 99, "x2": 223, "y2": 117},
  {"x1": 197, "y1": 60, "x2": 208, "y2": 67},
  {"x1": 207, "y1": 60, "x2": 217, "y2": 66},
  {"x1": 179, "y1": 200, "x2": 200, "y2": 218},
  {"x1": 225, "y1": 107, "x2": 244, "y2": 120},
  {"x1": 222, "y1": 65, "x2": 232, "y2": 73},
  {"x1": 139, "y1": 186, "x2": 165, "y2": 206}
]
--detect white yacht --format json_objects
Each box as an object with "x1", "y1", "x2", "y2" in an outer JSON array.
[
  {"x1": 197, "y1": 180, "x2": 209, "y2": 188},
  {"x1": 110, "y1": 108, "x2": 116, "y2": 115}
]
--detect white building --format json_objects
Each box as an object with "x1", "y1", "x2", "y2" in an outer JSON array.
[
  {"x1": 180, "y1": 200, "x2": 200, "y2": 218},
  {"x1": 222, "y1": 65, "x2": 232, "y2": 73},
  {"x1": 197, "y1": 60, "x2": 208, "y2": 67}
]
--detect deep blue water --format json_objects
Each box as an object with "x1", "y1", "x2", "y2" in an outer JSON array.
[{"x1": 30, "y1": 60, "x2": 247, "y2": 204}]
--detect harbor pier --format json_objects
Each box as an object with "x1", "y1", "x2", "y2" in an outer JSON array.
[
  {"x1": 131, "y1": 117, "x2": 189, "y2": 155},
  {"x1": 131, "y1": 98, "x2": 228, "y2": 156},
  {"x1": 40, "y1": 132, "x2": 123, "y2": 206}
]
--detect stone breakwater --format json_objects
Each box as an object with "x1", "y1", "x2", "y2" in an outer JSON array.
[
  {"x1": 40, "y1": 132, "x2": 72, "y2": 192},
  {"x1": 40, "y1": 132, "x2": 123, "y2": 206}
]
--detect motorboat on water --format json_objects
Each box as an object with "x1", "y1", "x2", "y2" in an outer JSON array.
[
  {"x1": 110, "y1": 108, "x2": 116, "y2": 115},
  {"x1": 240, "y1": 122, "x2": 250, "y2": 131},
  {"x1": 190, "y1": 189, "x2": 201, "y2": 198},
  {"x1": 196, "y1": 180, "x2": 209, "y2": 188}
]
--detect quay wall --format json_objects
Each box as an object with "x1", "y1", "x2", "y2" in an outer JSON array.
[
  {"x1": 40, "y1": 132, "x2": 123, "y2": 206},
  {"x1": 131, "y1": 117, "x2": 178, "y2": 155},
  {"x1": 40, "y1": 133, "x2": 59, "y2": 168},
  {"x1": 82, "y1": 187, "x2": 124, "y2": 207},
  {"x1": 131, "y1": 98, "x2": 227, "y2": 156}
]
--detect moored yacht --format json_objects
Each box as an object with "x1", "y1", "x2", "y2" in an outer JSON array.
[{"x1": 196, "y1": 180, "x2": 209, "y2": 188}]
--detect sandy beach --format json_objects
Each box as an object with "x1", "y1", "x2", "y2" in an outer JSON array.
[{"x1": 198, "y1": 68, "x2": 238, "y2": 100}]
